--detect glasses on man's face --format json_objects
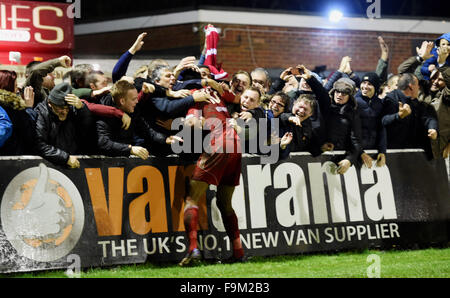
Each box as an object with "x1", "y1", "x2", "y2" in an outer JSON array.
[
  {"x1": 270, "y1": 99, "x2": 285, "y2": 108},
  {"x1": 335, "y1": 89, "x2": 350, "y2": 96}
]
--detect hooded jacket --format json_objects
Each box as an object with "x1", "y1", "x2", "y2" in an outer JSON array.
[{"x1": 421, "y1": 32, "x2": 450, "y2": 80}]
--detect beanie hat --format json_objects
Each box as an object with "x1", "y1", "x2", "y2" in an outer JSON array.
[
  {"x1": 48, "y1": 82, "x2": 72, "y2": 106},
  {"x1": 361, "y1": 72, "x2": 381, "y2": 91}
]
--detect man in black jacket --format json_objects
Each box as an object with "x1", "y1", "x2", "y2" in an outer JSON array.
[
  {"x1": 96, "y1": 80, "x2": 182, "y2": 159},
  {"x1": 97, "y1": 80, "x2": 189, "y2": 159},
  {"x1": 35, "y1": 82, "x2": 92, "y2": 168},
  {"x1": 382, "y1": 73, "x2": 438, "y2": 157}
]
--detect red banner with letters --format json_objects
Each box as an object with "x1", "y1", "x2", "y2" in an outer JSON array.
[{"x1": 0, "y1": 0, "x2": 74, "y2": 65}]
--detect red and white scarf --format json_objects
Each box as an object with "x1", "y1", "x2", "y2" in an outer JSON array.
[{"x1": 204, "y1": 25, "x2": 228, "y2": 80}]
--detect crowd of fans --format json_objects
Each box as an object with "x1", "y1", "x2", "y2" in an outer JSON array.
[{"x1": 0, "y1": 27, "x2": 449, "y2": 175}]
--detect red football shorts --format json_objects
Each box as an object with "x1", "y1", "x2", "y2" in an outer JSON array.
[{"x1": 191, "y1": 151, "x2": 242, "y2": 186}]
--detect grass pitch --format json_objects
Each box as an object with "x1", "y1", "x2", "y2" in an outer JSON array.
[{"x1": 7, "y1": 247, "x2": 450, "y2": 278}]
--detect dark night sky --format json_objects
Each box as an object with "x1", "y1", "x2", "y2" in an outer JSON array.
[{"x1": 29, "y1": 0, "x2": 450, "y2": 23}]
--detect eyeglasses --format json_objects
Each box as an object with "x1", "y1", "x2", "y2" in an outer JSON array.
[
  {"x1": 270, "y1": 99, "x2": 285, "y2": 108},
  {"x1": 335, "y1": 89, "x2": 350, "y2": 95}
]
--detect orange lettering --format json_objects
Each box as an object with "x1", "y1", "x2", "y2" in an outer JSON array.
[
  {"x1": 85, "y1": 168, "x2": 124, "y2": 236},
  {"x1": 127, "y1": 166, "x2": 167, "y2": 234}
]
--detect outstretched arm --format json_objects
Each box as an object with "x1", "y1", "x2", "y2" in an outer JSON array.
[{"x1": 112, "y1": 32, "x2": 147, "y2": 83}]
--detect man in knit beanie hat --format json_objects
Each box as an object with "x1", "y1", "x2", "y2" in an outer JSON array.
[
  {"x1": 361, "y1": 72, "x2": 381, "y2": 97},
  {"x1": 35, "y1": 82, "x2": 92, "y2": 169},
  {"x1": 355, "y1": 72, "x2": 386, "y2": 169}
]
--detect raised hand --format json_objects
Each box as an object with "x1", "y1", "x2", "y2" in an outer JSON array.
[
  {"x1": 129, "y1": 32, "x2": 147, "y2": 55},
  {"x1": 296, "y1": 65, "x2": 312, "y2": 80},
  {"x1": 437, "y1": 46, "x2": 449, "y2": 65},
  {"x1": 59, "y1": 55, "x2": 72, "y2": 68},
  {"x1": 378, "y1": 36, "x2": 389, "y2": 61},
  {"x1": 338, "y1": 56, "x2": 352, "y2": 73},
  {"x1": 416, "y1": 41, "x2": 434, "y2": 61},
  {"x1": 280, "y1": 67, "x2": 294, "y2": 81},
  {"x1": 23, "y1": 86, "x2": 34, "y2": 108}
]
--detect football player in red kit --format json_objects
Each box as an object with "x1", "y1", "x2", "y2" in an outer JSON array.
[{"x1": 179, "y1": 86, "x2": 249, "y2": 266}]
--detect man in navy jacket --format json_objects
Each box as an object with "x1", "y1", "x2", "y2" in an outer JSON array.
[{"x1": 382, "y1": 73, "x2": 438, "y2": 158}]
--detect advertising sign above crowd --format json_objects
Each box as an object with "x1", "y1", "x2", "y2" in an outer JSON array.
[{"x1": 0, "y1": 0, "x2": 74, "y2": 65}]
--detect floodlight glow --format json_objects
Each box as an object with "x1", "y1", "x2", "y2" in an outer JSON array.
[{"x1": 329, "y1": 10, "x2": 343, "y2": 22}]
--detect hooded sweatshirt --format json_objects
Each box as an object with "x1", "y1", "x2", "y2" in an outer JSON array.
[{"x1": 421, "y1": 32, "x2": 450, "y2": 80}]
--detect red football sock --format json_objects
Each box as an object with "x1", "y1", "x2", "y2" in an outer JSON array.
[
  {"x1": 224, "y1": 212, "x2": 244, "y2": 259},
  {"x1": 184, "y1": 206, "x2": 199, "y2": 252}
]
